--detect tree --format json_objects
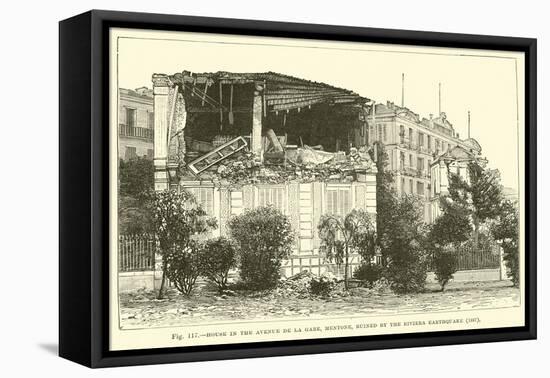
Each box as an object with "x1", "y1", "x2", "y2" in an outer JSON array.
[
  {"x1": 490, "y1": 200, "x2": 520, "y2": 286},
  {"x1": 318, "y1": 209, "x2": 376, "y2": 290},
  {"x1": 382, "y1": 195, "x2": 429, "y2": 294},
  {"x1": 119, "y1": 157, "x2": 154, "y2": 199},
  {"x1": 199, "y1": 237, "x2": 238, "y2": 292},
  {"x1": 229, "y1": 206, "x2": 294, "y2": 290},
  {"x1": 151, "y1": 189, "x2": 216, "y2": 298},
  {"x1": 118, "y1": 195, "x2": 154, "y2": 234},
  {"x1": 427, "y1": 190, "x2": 472, "y2": 291},
  {"x1": 118, "y1": 157, "x2": 155, "y2": 234},
  {"x1": 431, "y1": 197, "x2": 472, "y2": 246},
  {"x1": 447, "y1": 161, "x2": 504, "y2": 247},
  {"x1": 369, "y1": 142, "x2": 396, "y2": 265}
]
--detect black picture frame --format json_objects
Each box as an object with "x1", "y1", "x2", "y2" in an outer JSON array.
[{"x1": 59, "y1": 9, "x2": 537, "y2": 368}]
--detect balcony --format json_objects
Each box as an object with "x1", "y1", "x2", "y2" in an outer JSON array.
[
  {"x1": 401, "y1": 166, "x2": 417, "y2": 176},
  {"x1": 119, "y1": 124, "x2": 154, "y2": 140},
  {"x1": 417, "y1": 144, "x2": 430, "y2": 154},
  {"x1": 416, "y1": 169, "x2": 429, "y2": 178}
]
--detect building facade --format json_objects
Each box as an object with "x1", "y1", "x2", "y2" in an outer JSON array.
[
  {"x1": 367, "y1": 101, "x2": 481, "y2": 223},
  {"x1": 118, "y1": 87, "x2": 154, "y2": 160}
]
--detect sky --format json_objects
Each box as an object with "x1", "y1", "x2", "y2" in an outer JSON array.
[{"x1": 115, "y1": 29, "x2": 523, "y2": 190}]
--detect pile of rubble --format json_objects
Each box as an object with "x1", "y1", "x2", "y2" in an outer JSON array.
[
  {"x1": 268, "y1": 270, "x2": 351, "y2": 299},
  {"x1": 186, "y1": 142, "x2": 377, "y2": 186}
]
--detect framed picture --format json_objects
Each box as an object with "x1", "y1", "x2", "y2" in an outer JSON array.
[{"x1": 59, "y1": 10, "x2": 536, "y2": 368}]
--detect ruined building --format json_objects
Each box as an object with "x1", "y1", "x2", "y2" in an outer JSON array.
[{"x1": 151, "y1": 71, "x2": 378, "y2": 277}]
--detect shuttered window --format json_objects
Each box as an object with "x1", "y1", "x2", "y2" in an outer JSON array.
[
  {"x1": 147, "y1": 111, "x2": 154, "y2": 129},
  {"x1": 326, "y1": 187, "x2": 352, "y2": 216},
  {"x1": 257, "y1": 187, "x2": 285, "y2": 213},
  {"x1": 187, "y1": 187, "x2": 214, "y2": 216},
  {"x1": 126, "y1": 108, "x2": 136, "y2": 128},
  {"x1": 125, "y1": 146, "x2": 136, "y2": 160}
]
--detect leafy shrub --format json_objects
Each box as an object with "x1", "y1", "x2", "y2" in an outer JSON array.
[
  {"x1": 199, "y1": 237, "x2": 237, "y2": 292},
  {"x1": 353, "y1": 263, "x2": 383, "y2": 288},
  {"x1": 309, "y1": 274, "x2": 336, "y2": 297},
  {"x1": 432, "y1": 249, "x2": 458, "y2": 291},
  {"x1": 164, "y1": 240, "x2": 202, "y2": 296},
  {"x1": 385, "y1": 255, "x2": 428, "y2": 294},
  {"x1": 229, "y1": 206, "x2": 294, "y2": 290}
]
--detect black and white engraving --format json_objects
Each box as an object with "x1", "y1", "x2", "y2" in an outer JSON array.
[{"x1": 114, "y1": 33, "x2": 522, "y2": 338}]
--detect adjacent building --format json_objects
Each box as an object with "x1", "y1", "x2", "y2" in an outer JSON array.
[
  {"x1": 366, "y1": 101, "x2": 481, "y2": 222},
  {"x1": 118, "y1": 87, "x2": 154, "y2": 160}
]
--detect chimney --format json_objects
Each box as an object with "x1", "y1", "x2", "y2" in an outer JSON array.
[
  {"x1": 438, "y1": 82, "x2": 442, "y2": 115},
  {"x1": 401, "y1": 73, "x2": 405, "y2": 108},
  {"x1": 468, "y1": 110, "x2": 471, "y2": 139}
]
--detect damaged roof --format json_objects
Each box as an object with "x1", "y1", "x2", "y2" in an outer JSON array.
[{"x1": 167, "y1": 71, "x2": 369, "y2": 112}]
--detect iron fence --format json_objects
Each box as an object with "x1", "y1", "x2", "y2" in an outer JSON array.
[
  {"x1": 118, "y1": 234, "x2": 156, "y2": 272},
  {"x1": 430, "y1": 243, "x2": 501, "y2": 271}
]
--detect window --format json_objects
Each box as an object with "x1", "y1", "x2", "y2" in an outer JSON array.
[
  {"x1": 400, "y1": 152, "x2": 405, "y2": 169},
  {"x1": 417, "y1": 182, "x2": 425, "y2": 197},
  {"x1": 326, "y1": 187, "x2": 352, "y2": 216},
  {"x1": 417, "y1": 157, "x2": 424, "y2": 171},
  {"x1": 147, "y1": 111, "x2": 154, "y2": 129},
  {"x1": 409, "y1": 154, "x2": 413, "y2": 168},
  {"x1": 125, "y1": 146, "x2": 136, "y2": 160},
  {"x1": 126, "y1": 108, "x2": 136, "y2": 128},
  {"x1": 187, "y1": 187, "x2": 214, "y2": 216},
  {"x1": 383, "y1": 124, "x2": 387, "y2": 142},
  {"x1": 418, "y1": 132, "x2": 424, "y2": 147},
  {"x1": 399, "y1": 125, "x2": 405, "y2": 143},
  {"x1": 427, "y1": 135, "x2": 432, "y2": 151},
  {"x1": 258, "y1": 187, "x2": 285, "y2": 213},
  {"x1": 435, "y1": 139, "x2": 440, "y2": 152},
  {"x1": 409, "y1": 179, "x2": 414, "y2": 194},
  {"x1": 408, "y1": 127, "x2": 413, "y2": 142}
]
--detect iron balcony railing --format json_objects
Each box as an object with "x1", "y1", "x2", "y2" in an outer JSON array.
[{"x1": 119, "y1": 124, "x2": 154, "y2": 140}]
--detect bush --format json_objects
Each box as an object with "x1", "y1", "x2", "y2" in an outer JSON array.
[
  {"x1": 309, "y1": 274, "x2": 336, "y2": 297},
  {"x1": 432, "y1": 249, "x2": 458, "y2": 291},
  {"x1": 353, "y1": 263, "x2": 383, "y2": 288},
  {"x1": 164, "y1": 240, "x2": 202, "y2": 296},
  {"x1": 502, "y1": 245, "x2": 519, "y2": 286},
  {"x1": 229, "y1": 206, "x2": 294, "y2": 290},
  {"x1": 385, "y1": 245, "x2": 429, "y2": 294},
  {"x1": 490, "y1": 201, "x2": 519, "y2": 286},
  {"x1": 199, "y1": 237, "x2": 237, "y2": 292}
]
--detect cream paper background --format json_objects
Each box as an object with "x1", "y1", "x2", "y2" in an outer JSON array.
[{"x1": 109, "y1": 27, "x2": 525, "y2": 351}]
